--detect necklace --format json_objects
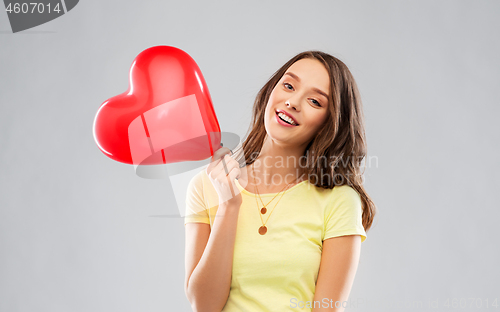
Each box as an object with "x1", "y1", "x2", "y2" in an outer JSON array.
[{"x1": 251, "y1": 165, "x2": 298, "y2": 235}]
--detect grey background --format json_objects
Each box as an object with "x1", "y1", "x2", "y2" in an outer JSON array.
[{"x1": 1, "y1": 1, "x2": 499, "y2": 311}]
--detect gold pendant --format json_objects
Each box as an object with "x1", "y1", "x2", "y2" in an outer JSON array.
[
  {"x1": 258, "y1": 226, "x2": 267, "y2": 235},
  {"x1": 260, "y1": 207, "x2": 267, "y2": 214}
]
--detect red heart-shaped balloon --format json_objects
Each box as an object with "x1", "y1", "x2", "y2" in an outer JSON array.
[{"x1": 93, "y1": 46, "x2": 221, "y2": 165}]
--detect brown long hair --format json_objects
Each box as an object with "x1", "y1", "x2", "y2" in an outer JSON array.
[{"x1": 234, "y1": 51, "x2": 376, "y2": 232}]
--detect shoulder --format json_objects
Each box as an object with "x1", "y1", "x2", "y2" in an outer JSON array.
[
  {"x1": 303, "y1": 182, "x2": 360, "y2": 201},
  {"x1": 187, "y1": 168, "x2": 210, "y2": 197},
  {"x1": 331, "y1": 184, "x2": 361, "y2": 200},
  {"x1": 188, "y1": 167, "x2": 210, "y2": 187},
  {"x1": 297, "y1": 183, "x2": 361, "y2": 212},
  {"x1": 187, "y1": 167, "x2": 219, "y2": 209},
  {"x1": 325, "y1": 184, "x2": 362, "y2": 213}
]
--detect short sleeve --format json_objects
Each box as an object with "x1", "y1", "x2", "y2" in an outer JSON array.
[
  {"x1": 184, "y1": 170, "x2": 210, "y2": 225},
  {"x1": 323, "y1": 185, "x2": 367, "y2": 243}
]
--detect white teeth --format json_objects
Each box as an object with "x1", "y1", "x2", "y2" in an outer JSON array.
[{"x1": 278, "y1": 112, "x2": 296, "y2": 125}]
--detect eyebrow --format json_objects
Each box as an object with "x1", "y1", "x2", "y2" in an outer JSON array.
[{"x1": 284, "y1": 72, "x2": 329, "y2": 99}]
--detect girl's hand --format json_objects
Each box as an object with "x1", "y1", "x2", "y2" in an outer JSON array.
[{"x1": 206, "y1": 146, "x2": 242, "y2": 207}]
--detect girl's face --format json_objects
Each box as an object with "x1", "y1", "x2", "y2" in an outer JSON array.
[{"x1": 264, "y1": 58, "x2": 330, "y2": 148}]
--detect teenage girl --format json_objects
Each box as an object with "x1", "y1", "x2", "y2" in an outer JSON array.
[{"x1": 184, "y1": 51, "x2": 376, "y2": 312}]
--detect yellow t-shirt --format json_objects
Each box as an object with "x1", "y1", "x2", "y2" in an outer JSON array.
[{"x1": 184, "y1": 169, "x2": 367, "y2": 312}]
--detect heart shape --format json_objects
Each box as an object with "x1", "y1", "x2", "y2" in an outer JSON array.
[{"x1": 93, "y1": 46, "x2": 221, "y2": 166}]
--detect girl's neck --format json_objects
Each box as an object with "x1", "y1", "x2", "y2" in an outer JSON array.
[{"x1": 255, "y1": 136, "x2": 308, "y2": 184}]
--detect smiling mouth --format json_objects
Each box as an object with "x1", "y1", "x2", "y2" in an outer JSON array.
[{"x1": 275, "y1": 111, "x2": 298, "y2": 126}]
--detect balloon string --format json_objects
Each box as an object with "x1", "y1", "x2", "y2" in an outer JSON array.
[{"x1": 221, "y1": 155, "x2": 235, "y2": 198}]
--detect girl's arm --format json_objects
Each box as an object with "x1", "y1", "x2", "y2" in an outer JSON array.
[
  {"x1": 312, "y1": 235, "x2": 362, "y2": 312},
  {"x1": 185, "y1": 202, "x2": 241, "y2": 312}
]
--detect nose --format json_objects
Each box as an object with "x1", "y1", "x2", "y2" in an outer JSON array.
[{"x1": 286, "y1": 98, "x2": 300, "y2": 111}]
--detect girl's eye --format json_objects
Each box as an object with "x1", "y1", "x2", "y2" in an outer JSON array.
[
  {"x1": 283, "y1": 82, "x2": 294, "y2": 90},
  {"x1": 310, "y1": 99, "x2": 321, "y2": 107}
]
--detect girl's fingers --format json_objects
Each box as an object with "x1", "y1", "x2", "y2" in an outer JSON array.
[
  {"x1": 228, "y1": 167, "x2": 241, "y2": 181},
  {"x1": 217, "y1": 166, "x2": 240, "y2": 199},
  {"x1": 207, "y1": 148, "x2": 232, "y2": 172},
  {"x1": 221, "y1": 157, "x2": 230, "y2": 176},
  {"x1": 212, "y1": 146, "x2": 231, "y2": 162},
  {"x1": 208, "y1": 154, "x2": 238, "y2": 181}
]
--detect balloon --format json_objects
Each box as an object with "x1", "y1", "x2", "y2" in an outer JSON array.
[{"x1": 93, "y1": 46, "x2": 221, "y2": 166}]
